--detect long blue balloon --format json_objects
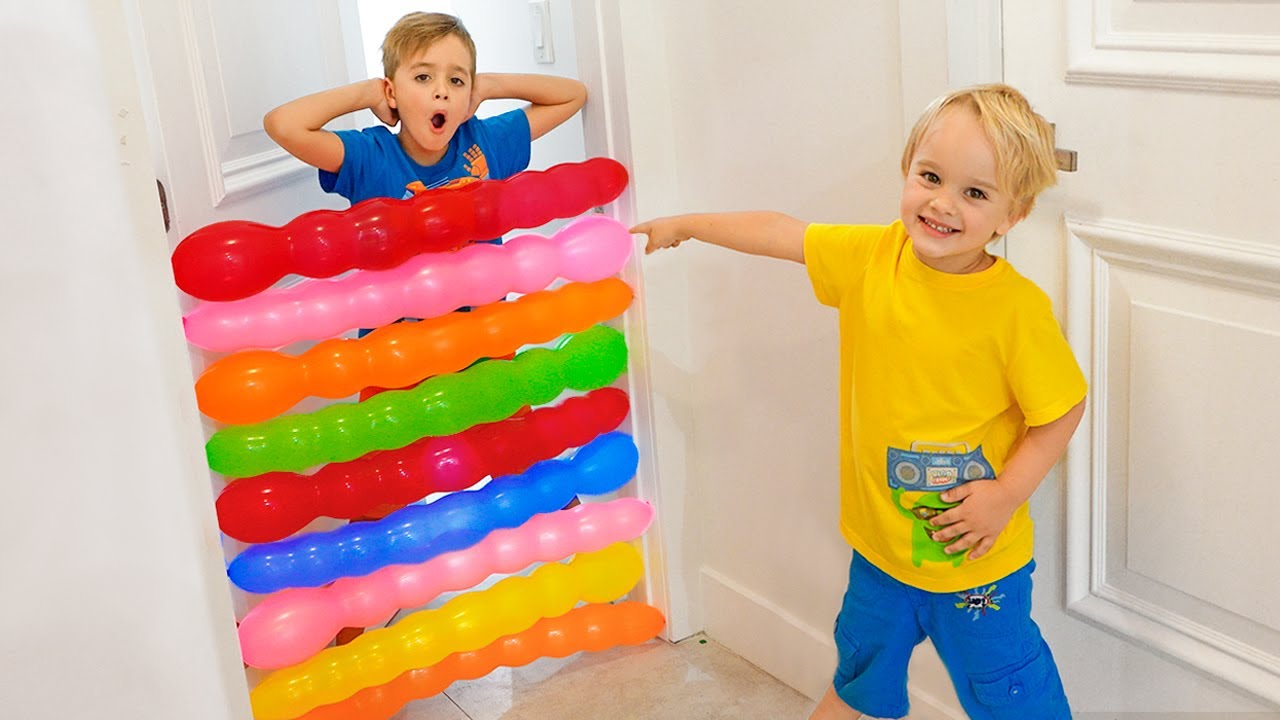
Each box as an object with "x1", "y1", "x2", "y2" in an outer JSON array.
[{"x1": 226, "y1": 432, "x2": 640, "y2": 593}]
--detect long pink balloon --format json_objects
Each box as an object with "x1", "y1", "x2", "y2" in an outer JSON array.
[
  {"x1": 183, "y1": 215, "x2": 633, "y2": 352},
  {"x1": 237, "y1": 498, "x2": 654, "y2": 669}
]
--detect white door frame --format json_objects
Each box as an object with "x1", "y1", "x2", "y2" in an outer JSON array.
[
  {"x1": 898, "y1": 0, "x2": 1006, "y2": 264},
  {"x1": 571, "y1": 0, "x2": 684, "y2": 642},
  {"x1": 119, "y1": 0, "x2": 686, "y2": 693}
]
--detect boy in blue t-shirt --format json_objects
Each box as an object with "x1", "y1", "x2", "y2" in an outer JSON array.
[
  {"x1": 266, "y1": 11, "x2": 587, "y2": 335},
  {"x1": 262, "y1": 11, "x2": 587, "y2": 645},
  {"x1": 264, "y1": 11, "x2": 586, "y2": 205}
]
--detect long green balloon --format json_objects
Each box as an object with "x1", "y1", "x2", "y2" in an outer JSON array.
[{"x1": 206, "y1": 325, "x2": 627, "y2": 477}]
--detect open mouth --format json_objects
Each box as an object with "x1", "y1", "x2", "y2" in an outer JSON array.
[
  {"x1": 920, "y1": 216, "x2": 957, "y2": 235},
  {"x1": 430, "y1": 112, "x2": 446, "y2": 129}
]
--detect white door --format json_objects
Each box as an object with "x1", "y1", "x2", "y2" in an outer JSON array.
[
  {"x1": 127, "y1": 0, "x2": 675, "y2": 642},
  {"x1": 1002, "y1": 1, "x2": 1280, "y2": 715},
  {"x1": 128, "y1": 0, "x2": 368, "y2": 624},
  {"x1": 129, "y1": 0, "x2": 363, "y2": 244}
]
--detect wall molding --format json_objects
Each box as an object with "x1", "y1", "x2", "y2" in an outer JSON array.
[
  {"x1": 1066, "y1": 0, "x2": 1280, "y2": 95},
  {"x1": 1064, "y1": 217, "x2": 1280, "y2": 707},
  {"x1": 220, "y1": 150, "x2": 313, "y2": 204},
  {"x1": 174, "y1": 0, "x2": 231, "y2": 207},
  {"x1": 1097, "y1": 30, "x2": 1280, "y2": 56},
  {"x1": 1068, "y1": 217, "x2": 1280, "y2": 294}
]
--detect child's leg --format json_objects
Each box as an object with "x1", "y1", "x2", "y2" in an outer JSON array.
[
  {"x1": 921, "y1": 560, "x2": 1071, "y2": 720},
  {"x1": 827, "y1": 551, "x2": 926, "y2": 719},
  {"x1": 809, "y1": 685, "x2": 863, "y2": 719}
]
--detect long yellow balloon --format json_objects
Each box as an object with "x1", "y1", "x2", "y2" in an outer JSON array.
[{"x1": 249, "y1": 542, "x2": 644, "y2": 720}]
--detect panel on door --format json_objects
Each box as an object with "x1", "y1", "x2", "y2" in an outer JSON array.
[
  {"x1": 1005, "y1": 0, "x2": 1280, "y2": 711},
  {"x1": 133, "y1": 0, "x2": 363, "y2": 241}
]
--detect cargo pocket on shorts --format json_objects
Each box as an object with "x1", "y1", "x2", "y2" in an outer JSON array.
[
  {"x1": 832, "y1": 618, "x2": 862, "y2": 689},
  {"x1": 968, "y1": 648, "x2": 1051, "y2": 717}
]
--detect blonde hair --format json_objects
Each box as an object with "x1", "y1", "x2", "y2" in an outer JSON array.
[
  {"x1": 381, "y1": 12, "x2": 477, "y2": 80},
  {"x1": 901, "y1": 84, "x2": 1057, "y2": 218}
]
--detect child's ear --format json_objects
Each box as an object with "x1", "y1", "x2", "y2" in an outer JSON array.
[
  {"x1": 996, "y1": 209, "x2": 1028, "y2": 237},
  {"x1": 382, "y1": 77, "x2": 397, "y2": 109}
]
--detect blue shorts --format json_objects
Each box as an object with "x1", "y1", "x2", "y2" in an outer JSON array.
[{"x1": 832, "y1": 551, "x2": 1070, "y2": 719}]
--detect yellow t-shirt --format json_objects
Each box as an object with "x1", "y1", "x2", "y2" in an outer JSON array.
[{"x1": 805, "y1": 221, "x2": 1087, "y2": 593}]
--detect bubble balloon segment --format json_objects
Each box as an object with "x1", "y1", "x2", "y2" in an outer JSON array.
[
  {"x1": 196, "y1": 278, "x2": 633, "y2": 425},
  {"x1": 295, "y1": 602, "x2": 666, "y2": 720},
  {"x1": 205, "y1": 324, "x2": 628, "y2": 477},
  {"x1": 226, "y1": 432, "x2": 639, "y2": 593},
  {"x1": 248, "y1": 542, "x2": 644, "y2": 720},
  {"x1": 215, "y1": 387, "x2": 630, "y2": 543},
  {"x1": 171, "y1": 158, "x2": 628, "y2": 301},
  {"x1": 237, "y1": 498, "x2": 655, "y2": 669},
  {"x1": 182, "y1": 214, "x2": 635, "y2": 353}
]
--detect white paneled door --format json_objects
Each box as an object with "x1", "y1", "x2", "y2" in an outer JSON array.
[
  {"x1": 130, "y1": 0, "x2": 364, "y2": 243},
  {"x1": 1002, "y1": 0, "x2": 1280, "y2": 715},
  {"x1": 126, "y1": 0, "x2": 368, "y2": 625}
]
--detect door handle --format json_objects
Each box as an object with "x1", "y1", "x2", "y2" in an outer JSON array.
[
  {"x1": 1050, "y1": 123, "x2": 1078, "y2": 172},
  {"x1": 1055, "y1": 147, "x2": 1078, "y2": 172}
]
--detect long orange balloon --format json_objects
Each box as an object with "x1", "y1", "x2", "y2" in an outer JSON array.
[
  {"x1": 249, "y1": 543, "x2": 643, "y2": 719},
  {"x1": 196, "y1": 279, "x2": 633, "y2": 425},
  {"x1": 297, "y1": 602, "x2": 666, "y2": 720}
]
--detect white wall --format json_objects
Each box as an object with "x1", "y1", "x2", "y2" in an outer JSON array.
[
  {"x1": 0, "y1": 3, "x2": 247, "y2": 718},
  {"x1": 615, "y1": 0, "x2": 906, "y2": 700},
  {"x1": 355, "y1": 0, "x2": 585, "y2": 172},
  {"x1": 0, "y1": 3, "x2": 999, "y2": 716}
]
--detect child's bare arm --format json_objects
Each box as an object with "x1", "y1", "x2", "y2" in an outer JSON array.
[
  {"x1": 930, "y1": 399, "x2": 1087, "y2": 560},
  {"x1": 469, "y1": 73, "x2": 587, "y2": 141},
  {"x1": 630, "y1": 212, "x2": 808, "y2": 264},
  {"x1": 263, "y1": 79, "x2": 395, "y2": 173}
]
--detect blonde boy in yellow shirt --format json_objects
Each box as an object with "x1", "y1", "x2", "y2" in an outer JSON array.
[{"x1": 632, "y1": 85, "x2": 1086, "y2": 720}]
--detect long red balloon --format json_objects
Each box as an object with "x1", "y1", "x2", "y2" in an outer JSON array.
[
  {"x1": 296, "y1": 602, "x2": 666, "y2": 720},
  {"x1": 170, "y1": 158, "x2": 629, "y2": 302},
  {"x1": 215, "y1": 388, "x2": 630, "y2": 543}
]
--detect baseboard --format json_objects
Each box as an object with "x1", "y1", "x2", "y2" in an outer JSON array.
[
  {"x1": 700, "y1": 566, "x2": 967, "y2": 719},
  {"x1": 700, "y1": 566, "x2": 835, "y2": 702}
]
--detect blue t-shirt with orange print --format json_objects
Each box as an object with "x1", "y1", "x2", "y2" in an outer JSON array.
[{"x1": 319, "y1": 108, "x2": 531, "y2": 205}]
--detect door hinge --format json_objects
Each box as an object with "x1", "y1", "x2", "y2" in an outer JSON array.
[{"x1": 157, "y1": 179, "x2": 170, "y2": 232}]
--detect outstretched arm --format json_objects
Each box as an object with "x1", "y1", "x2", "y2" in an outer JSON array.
[
  {"x1": 630, "y1": 212, "x2": 808, "y2": 264},
  {"x1": 469, "y1": 73, "x2": 587, "y2": 141},
  {"x1": 263, "y1": 79, "x2": 396, "y2": 173},
  {"x1": 929, "y1": 399, "x2": 1086, "y2": 560}
]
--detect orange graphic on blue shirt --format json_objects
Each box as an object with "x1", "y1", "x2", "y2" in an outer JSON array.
[
  {"x1": 402, "y1": 145, "x2": 490, "y2": 196},
  {"x1": 463, "y1": 145, "x2": 488, "y2": 179}
]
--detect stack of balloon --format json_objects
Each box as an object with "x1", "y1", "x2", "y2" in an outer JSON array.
[{"x1": 170, "y1": 158, "x2": 666, "y2": 720}]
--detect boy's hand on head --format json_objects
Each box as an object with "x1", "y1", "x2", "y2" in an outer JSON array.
[
  {"x1": 630, "y1": 218, "x2": 692, "y2": 255},
  {"x1": 370, "y1": 79, "x2": 398, "y2": 127},
  {"x1": 466, "y1": 74, "x2": 493, "y2": 121},
  {"x1": 928, "y1": 480, "x2": 1021, "y2": 560}
]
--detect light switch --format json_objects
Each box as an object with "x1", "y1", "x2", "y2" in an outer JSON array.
[{"x1": 528, "y1": 0, "x2": 554, "y2": 64}]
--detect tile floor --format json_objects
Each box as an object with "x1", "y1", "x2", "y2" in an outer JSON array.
[{"x1": 390, "y1": 634, "x2": 815, "y2": 720}]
